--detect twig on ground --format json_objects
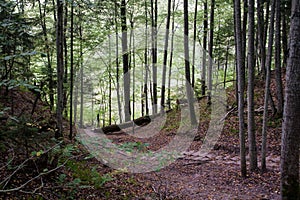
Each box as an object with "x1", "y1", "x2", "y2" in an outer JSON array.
[
  {"x1": 0, "y1": 155, "x2": 80, "y2": 193},
  {"x1": 219, "y1": 106, "x2": 237, "y2": 122},
  {"x1": 0, "y1": 141, "x2": 63, "y2": 189}
]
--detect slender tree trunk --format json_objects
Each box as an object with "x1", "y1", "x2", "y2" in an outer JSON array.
[
  {"x1": 281, "y1": 2, "x2": 289, "y2": 68},
  {"x1": 247, "y1": 0, "x2": 258, "y2": 171},
  {"x1": 234, "y1": 0, "x2": 247, "y2": 178},
  {"x1": 191, "y1": 0, "x2": 198, "y2": 88},
  {"x1": 69, "y1": 0, "x2": 74, "y2": 139},
  {"x1": 242, "y1": 0, "x2": 248, "y2": 68},
  {"x1": 167, "y1": 0, "x2": 177, "y2": 110},
  {"x1": 121, "y1": 0, "x2": 131, "y2": 122},
  {"x1": 281, "y1": 0, "x2": 300, "y2": 200},
  {"x1": 280, "y1": 1, "x2": 300, "y2": 198},
  {"x1": 74, "y1": 73, "x2": 79, "y2": 125},
  {"x1": 207, "y1": 0, "x2": 215, "y2": 105},
  {"x1": 201, "y1": 0, "x2": 208, "y2": 96},
  {"x1": 143, "y1": 0, "x2": 149, "y2": 116},
  {"x1": 56, "y1": 0, "x2": 64, "y2": 138},
  {"x1": 261, "y1": 0, "x2": 275, "y2": 172},
  {"x1": 257, "y1": 0, "x2": 265, "y2": 76},
  {"x1": 115, "y1": 1, "x2": 122, "y2": 123},
  {"x1": 184, "y1": 0, "x2": 197, "y2": 126},
  {"x1": 79, "y1": 19, "x2": 84, "y2": 128},
  {"x1": 63, "y1": 3, "x2": 68, "y2": 118},
  {"x1": 224, "y1": 41, "x2": 229, "y2": 87},
  {"x1": 130, "y1": 19, "x2": 136, "y2": 122},
  {"x1": 161, "y1": 0, "x2": 171, "y2": 112},
  {"x1": 151, "y1": 0, "x2": 158, "y2": 114},
  {"x1": 108, "y1": 35, "x2": 112, "y2": 125},
  {"x1": 274, "y1": 0, "x2": 283, "y2": 116},
  {"x1": 38, "y1": 0, "x2": 54, "y2": 110}
]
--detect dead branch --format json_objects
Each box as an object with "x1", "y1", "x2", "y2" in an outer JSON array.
[
  {"x1": 0, "y1": 141, "x2": 63, "y2": 189},
  {"x1": 0, "y1": 155, "x2": 79, "y2": 193}
]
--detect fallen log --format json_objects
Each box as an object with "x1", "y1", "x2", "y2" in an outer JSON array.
[{"x1": 95, "y1": 115, "x2": 152, "y2": 134}]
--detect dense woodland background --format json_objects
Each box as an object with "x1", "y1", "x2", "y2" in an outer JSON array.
[{"x1": 0, "y1": 0, "x2": 299, "y2": 199}]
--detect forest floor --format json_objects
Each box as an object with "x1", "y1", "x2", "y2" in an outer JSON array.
[{"x1": 0, "y1": 72, "x2": 283, "y2": 199}]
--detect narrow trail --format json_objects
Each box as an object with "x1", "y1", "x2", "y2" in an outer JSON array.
[{"x1": 78, "y1": 127, "x2": 281, "y2": 199}]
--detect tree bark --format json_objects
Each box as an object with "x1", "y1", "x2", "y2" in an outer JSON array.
[
  {"x1": 37, "y1": 0, "x2": 54, "y2": 111},
  {"x1": 167, "y1": 0, "x2": 177, "y2": 110},
  {"x1": 56, "y1": 0, "x2": 64, "y2": 138},
  {"x1": 79, "y1": 17, "x2": 84, "y2": 128},
  {"x1": 151, "y1": 0, "x2": 158, "y2": 114},
  {"x1": 121, "y1": 0, "x2": 131, "y2": 122},
  {"x1": 207, "y1": 0, "x2": 215, "y2": 105},
  {"x1": 257, "y1": 0, "x2": 266, "y2": 76},
  {"x1": 69, "y1": 0, "x2": 74, "y2": 139},
  {"x1": 108, "y1": 35, "x2": 112, "y2": 125},
  {"x1": 275, "y1": 0, "x2": 283, "y2": 116},
  {"x1": 115, "y1": 1, "x2": 123, "y2": 123},
  {"x1": 201, "y1": 0, "x2": 208, "y2": 96},
  {"x1": 191, "y1": 0, "x2": 198, "y2": 88},
  {"x1": 247, "y1": 0, "x2": 257, "y2": 171},
  {"x1": 143, "y1": 0, "x2": 149, "y2": 116},
  {"x1": 261, "y1": 0, "x2": 275, "y2": 171},
  {"x1": 96, "y1": 115, "x2": 152, "y2": 134},
  {"x1": 160, "y1": 0, "x2": 171, "y2": 112},
  {"x1": 184, "y1": 0, "x2": 197, "y2": 126},
  {"x1": 280, "y1": 0, "x2": 300, "y2": 198},
  {"x1": 234, "y1": 0, "x2": 247, "y2": 177},
  {"x1": 63, "y1": 3, "x2": 68, "y2": 118}
]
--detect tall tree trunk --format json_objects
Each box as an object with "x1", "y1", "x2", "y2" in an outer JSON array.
[
  {"x1": 56, "y1": 0, "x2": 64, "y2": 138},
  {"x1": 191, "y1": 0, "x2": 198, "y2": 88},
  {"x1": 247, "y1": 0, "x2": 257, "y2": 171},
  {"x1": 63, "y1": 3, "x2": 68, "y2": 118},
  {"x1": 79, "y1": 19, "x2": 84, "y2": 128},
  {"x1": 143, "y1": 0, "x2": 149, "y2": 116},
  {"x1": 281, "y1": 2, "x2": 289, "y2": 68},
  {"x1": 242, "y1": 0, "x2": 248, "y2": 68},
  {"x1": 38, "y1": 0, "x2": 54, "y2": 110},
  {"x1": 184, "y1": 0, "x2": 197, "y2": 126},
  {"x1": 201, "y1": 0, "x2": 208, "y2": 96},
  {"x1": 108, "y1": 35, "x2": 112, "y2": 125},
  {"x1": 257, "y1": 0, "x2": 266, "y2": 77},
  {"x1": 74, "y1": 72, "x2": 79, "y2": 125},
  {"x1": 280, "y1": 0, "x2": 300, "y2": 198},
  {"x1": 274, "y1": 0, "x2": 283, "y2": 116},
  {"x1": 121, "y1": 0, "x2": 131, "y2": 122},
  {"x1": 224, "y1": 41, "x2": 229, "y2": 87},
  {"x1": 115, "y1": 1, "x2": 123, "y2": 123},
  {"x1": 160, "y1": 0, "x2": 171, "y2": 112},
  {"x1": 167, "y1": 0, "x2": 177, "y2": 110},
  {"x1": 234, "y1": 0, "x2": 247, "y2": 178},
  {"x1": 69, "y1": 0, "x2": 74, "y2": 139},
  {"x1": 261, "y1": 0, "x2": 275, "y2": 172},
  {"x1": 151, "y1": 0, "x2": 158, "y2": 114},
  {"x1": 207, "y1": 0, "x2": 215, "y2": 105},
  {"x1": 130, "y1": 19, "x2": 136, "y2": 122}
]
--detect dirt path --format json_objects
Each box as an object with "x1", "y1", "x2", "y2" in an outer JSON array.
[{"x1": 78, "y1": 128, "x2": 281, "y2": 199}]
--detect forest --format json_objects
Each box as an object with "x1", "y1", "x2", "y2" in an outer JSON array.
[{"x1": 0, "y1": 0, "x2": 299, "y2": 199}]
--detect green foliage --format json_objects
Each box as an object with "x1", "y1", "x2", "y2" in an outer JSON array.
[
  {"x1": 0, "y1": 0, "x2": 35, "y2": 81},
  {"x1": 118, "y1": 141, "x2": 149, "y2": 153},
  {"x1": 1, "y1": 116, "x2": 39, "y2": 144},
  {"x1": 0, "y1": 79, "x2": 41, "y2": 92},
  {"x1": 65, "y1": 160, "x2": 113, "y2": 189}
]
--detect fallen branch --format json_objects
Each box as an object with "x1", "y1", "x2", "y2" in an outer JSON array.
[
  {"x1": 0, "y1": 152, "x2": 81, "y2": 194},
  {"x1": 0, "y1": 157, "x2": 72, "y2": 193},
  {"x1": 0, "y1": 141, "x2": 63, "y2": 189},
  {"x1": 219, "y1": 106, "x2": 237, "y2": 122}
]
